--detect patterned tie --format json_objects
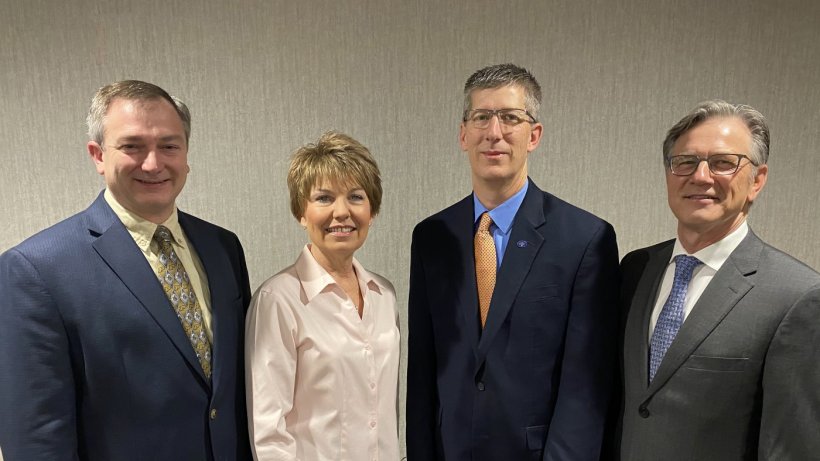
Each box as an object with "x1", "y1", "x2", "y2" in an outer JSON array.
[
  {"x1": 475, "y1": 212, "x2": 497, "y2": 328},
  {"x1": 153, "y1": 225, "x2": 212, "y2": 379},
  {"x1": 649, "y1": 254, "x2": 702, "y2": 382}
]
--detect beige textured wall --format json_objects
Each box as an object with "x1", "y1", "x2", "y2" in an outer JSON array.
[{"x1": 2, "y1": 0, "x2": 819, "y2": 454}]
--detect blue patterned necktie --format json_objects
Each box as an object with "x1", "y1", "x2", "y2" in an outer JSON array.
[
  {"x1": 649, "y1": 254, "x2": 702, "y2": 382},
  {"x1": 153, "y1": 225, "x2": 212, "y2": 379}
]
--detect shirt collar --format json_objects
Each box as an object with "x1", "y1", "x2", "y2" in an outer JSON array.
[
  {"x1": 103, "y1": 189, "x2": 185, "y2": 251},
  {"x1": 671, "y1": 220, "x2": 749, "y2": 272},
  {"x1": 473, "y1": 180, "x2": 528, "y2": 235},
  {"x1": 294, "y1": 244, "x2": 385, "y2": 303}
]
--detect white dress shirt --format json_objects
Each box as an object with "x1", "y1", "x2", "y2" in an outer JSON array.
[
  {"x1": 246, "y1": 245, "x2": 400, "y2": 461},
  {"x1": 648, "y1": 221, "x2": 749, "y2": 342}
]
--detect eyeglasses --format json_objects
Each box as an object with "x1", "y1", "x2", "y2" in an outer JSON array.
[
  {"x1": 463, "y1": 108, "x2": 537, "y2": 130},
  {"x1": 667, "y1": 153, "x2": 756, "y2": 176}
]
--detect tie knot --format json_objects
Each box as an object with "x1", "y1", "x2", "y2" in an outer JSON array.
[
  {"x1": 154, "y1": 225, "x2": 173, "y2": 245},
  {"x1": 673, "y1": 254, "x2": 702, "y2": 281},
  {"x1": 478, "y1": 212, "x2": 493, "y2": 233}
]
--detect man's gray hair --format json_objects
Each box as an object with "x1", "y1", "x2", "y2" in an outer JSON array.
[
  {"x1": 87, "y1": 80, "x2": 191, "y2": 145},
  {"x1": 663, "y1": 100, "x2": 769, "y2": 171},
  {"x1": 463, "y1": 64, "x2": 542, "y2": 120}
]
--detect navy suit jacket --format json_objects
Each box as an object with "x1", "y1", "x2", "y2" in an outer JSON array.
[
  {"x1": 0, "y1": 193, "x2": 252, "y2": 461},
  {"x1": 406, "y1": 179, "x2": 620, "y2": 461}
]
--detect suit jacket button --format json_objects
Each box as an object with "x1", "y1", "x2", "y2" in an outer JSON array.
[
  {"x1": 638, "y1": 405, "x2": 649, "y2": 418},
  {"x1": 476, "y1": 382, "x2": 485, "y2": 391},
  {"x1": 210, "y1": 408, "x2": 218, "y2": 420}
]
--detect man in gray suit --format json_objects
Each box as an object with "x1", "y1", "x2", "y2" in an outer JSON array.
[{"x1": 616, "y1": 100, "x2": 820, "y2": 460}]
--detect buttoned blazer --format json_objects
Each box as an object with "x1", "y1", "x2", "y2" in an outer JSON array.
[
  {"x1": 0, "y1": 192, "x2": 252, "y2": 461},
  {"x1": 617, "y1": 231, "x2": 820, "y2": 461},
  {"x1": 406, "y1": 179, "x2": 620, "y2": 461}
]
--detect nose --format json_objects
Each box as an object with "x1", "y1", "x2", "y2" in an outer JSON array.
[
  {"x1": 484, "y1": 114, "x2": 504, "y2": 141},
  {"x1": 332, "y1": 198, "x2": 350, "y2": 220},
  {"x1": 689, "y1": 159, "x2": 714, "y2": 184},
  {"x1": 141, "y1": 148, "x2": 162, "y2": 173}
]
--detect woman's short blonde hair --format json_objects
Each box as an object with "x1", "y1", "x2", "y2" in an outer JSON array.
[{"x1": 287, "y1": 131, "x2": 383, "y2": 220}]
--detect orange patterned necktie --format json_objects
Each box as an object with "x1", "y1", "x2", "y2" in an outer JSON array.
[
  {"x1": 153, "y1": 225, "x2": 212, "y2": 379},
  {"x1": 475, "y1": 212, "x2": 497, "y2": 328}
]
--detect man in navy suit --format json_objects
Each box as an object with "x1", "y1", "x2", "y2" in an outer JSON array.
[
  {"x1": 406, "y1": 63, "x2": 620, "y2": 460},
  {"x1": 0, "y1": 80, "x2": 252, "y2": 460}
]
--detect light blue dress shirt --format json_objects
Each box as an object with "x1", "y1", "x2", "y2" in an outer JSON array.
[{"x1": 473, "y1": 180, "x2": 529, "y2": 269}]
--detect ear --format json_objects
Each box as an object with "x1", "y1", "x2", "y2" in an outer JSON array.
[
  {"x1": 459, "y1": 122, "x2": 468, "y2": 151},
  {"x1": 747, "y1": 164, "x2": 768, "y2": 203},
  {"x1": 299, "y1": 216, "x2": 307, "y2": 229},
  {"x1": 527, "y1": 122, "x2": 543, "y2": 152},
  {"x1": 88, "y1": 141, "x2": 105, "y2": 175}
]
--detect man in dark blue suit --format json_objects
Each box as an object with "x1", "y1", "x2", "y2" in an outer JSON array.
[
  {"x1": 406, "y1": 64, "x2": 620, "y2": 460},
  {"x1": 0, "y1": 80, "x2": 252, "y2": 460}
]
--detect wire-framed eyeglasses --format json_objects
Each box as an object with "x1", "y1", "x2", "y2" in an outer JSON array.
[
  {"x1": 667, "y1": 153, "x2": 757, "y2": 176},
  {"x1": 462, "y1": 108, "x2": 537, "y2": 130}
]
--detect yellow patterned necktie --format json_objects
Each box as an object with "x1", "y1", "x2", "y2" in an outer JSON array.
[
  {"x1": 475, "y1": 212, "x2": 497, "y2": 328},
  {"x1": 153, "y1": 225, "x2": 212, "y2": 379}
]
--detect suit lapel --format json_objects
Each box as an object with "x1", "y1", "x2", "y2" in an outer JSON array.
[
  {"x1": 647, "y1": 232, "x2": 762, "y2": 395},
  {"x1": 477, "y1": 182, "x2": 545, "y2": 358},
  {"x1": 88, "y1": 195, "x2": 209, "y2": 385},
  {"x1": 624, "y1": 243, "x2": 673, "y2": 391}
]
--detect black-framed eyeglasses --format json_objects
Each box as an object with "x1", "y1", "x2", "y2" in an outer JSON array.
[
  {"x1": 667, "y1": 153, "x2": 757, "y2": 176},
  {"x1": 462, "y1": 108, "x2": 537, "y2": 130}
]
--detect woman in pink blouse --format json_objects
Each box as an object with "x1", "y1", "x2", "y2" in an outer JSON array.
[{"x1": 245, "y1": 131, "x2": 400, "y2": 461}]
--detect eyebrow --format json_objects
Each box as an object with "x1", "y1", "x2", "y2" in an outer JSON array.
[
  {"x1": 312, "y1": 187, "x2": 365, "y2": 194},
  {"x1": 674, "y1": 151, "x2": 738, "y2": 156},
  {"x1": 113, "y1": 135, "x2": 185, "y2": 143}
]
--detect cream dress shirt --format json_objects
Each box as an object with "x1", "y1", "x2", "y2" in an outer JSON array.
[
  {"x1": 246, "y1": 245, "x2": 400, "y2": 461},
  {"x1": 103, "y1": 190, "x2": 213, "y2": 340}
]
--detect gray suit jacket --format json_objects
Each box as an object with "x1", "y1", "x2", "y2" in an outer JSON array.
[{"x1": 617, "y1": 230, "x2": 820, "y2": 461}]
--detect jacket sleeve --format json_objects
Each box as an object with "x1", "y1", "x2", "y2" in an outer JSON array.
[
  {"x1": 759, "y1": 283, "x2": 820, "y2": 460},
  {"x1": 405, "y1": 224, "x2": 440, "y2": 460},
  {"x1": 245, "y1": 285, "x2": 300, "y2": 461},
  {"x1": 544, "y1": 222, "x2": 620, "y2": 461},
  {"x1": 0, "y1": 249, "x2": 80, "y2": 461}
]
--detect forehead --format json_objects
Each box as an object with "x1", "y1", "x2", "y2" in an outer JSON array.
[
  {"x1": 106, "y1": 96, "x2": 176, "y2": 115},
  {"x1": 102, "y1": 97, "x2": 185, "y2": 142},
  {"x1": 673, "y1": 116, "x2": 752, "y2": 154},
  {"x1": 310, "y1": 175, "x2": 363, "y2": 192},
  {"x1": 469, "y1": 85, "x2": 526, "y2": 109}
]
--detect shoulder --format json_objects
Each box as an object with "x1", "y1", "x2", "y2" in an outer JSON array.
[
  {"x1": 538, "y1": 188, "x2": 610, "y2": 230},
  {"x1": 3, "y1": 210, "x2": 97, "y2": 264},
  {"x1": 413, "y1": 194, "x2": 472, "y2": 235},
  {"x1": 253, "y1": 263, "x2": 300, "y2": 298},
  {"x1": 178, "y1": 211, "x2": 240, "y2": 239},
  {"x1": 754, "y1": 240, "x2": 820, "y2": 291},
  {"x1": 177, "y1": 211, "x2": 246, "y2": 262},
  {"x1": 621, "y1": 240, "x2": 674, "y2": 268},
  {"x1": 365, "y1": 268, "x2": 397, "y2": 298}
]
